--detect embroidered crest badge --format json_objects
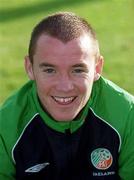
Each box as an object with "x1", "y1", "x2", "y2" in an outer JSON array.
[{"x1": 91, "y1": 148, "x2": 113, "y2": 170}]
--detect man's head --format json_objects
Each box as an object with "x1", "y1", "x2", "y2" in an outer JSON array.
[{"x1": 25, "y1": 12, "x2": 103, "y2": 121}]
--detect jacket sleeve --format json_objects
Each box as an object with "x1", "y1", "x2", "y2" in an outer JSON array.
[
  {"x1": 0, "y1": 134, "x2": 15, "y2": 180},
  {"x1": 118, "y1": 104, "x2": 134, "y2": 180}
]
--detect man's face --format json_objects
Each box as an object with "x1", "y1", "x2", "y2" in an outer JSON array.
[{"x1": 25, "y1": 34, "x2": 103, "y2": 121}]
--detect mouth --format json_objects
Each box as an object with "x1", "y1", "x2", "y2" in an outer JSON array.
[{"x1": 52, "y1": 96, "x2": 77, "y2": 105}]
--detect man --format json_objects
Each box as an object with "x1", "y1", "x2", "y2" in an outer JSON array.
[{"x1": 0, "y1": 12, "x2": 134, "y2": 180}]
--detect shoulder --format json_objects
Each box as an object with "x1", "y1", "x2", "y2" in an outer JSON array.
[
  {"x1": 90, "y1": 77, "x2": 134, "y2": 137},
  {"x1": 0, "y1": 81, "x2": 37, "y2": 147},
  {"x1": 0, "y1": 81, "x2": 34, "y2": 116},
  {"x1": 92, "y1": 76, "x2": 134, "y2": 110}
]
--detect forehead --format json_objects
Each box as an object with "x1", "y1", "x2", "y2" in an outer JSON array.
[{"x1": 35, "y1": 34, "x2": 96, "y2": 57}]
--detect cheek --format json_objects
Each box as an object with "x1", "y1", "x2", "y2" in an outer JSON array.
[
  {"x1": 77, "y1": 77, "x2": 93, "y2": 95},
  {"x1": 35, "y1": 78, "x2": 49, "y2": 96},
  {"x1": 78, "y1": 76, "x2": 94, "y2": 91},
  {"x1": 76, "y1": 79, "x2": 93, "y2": 109}
]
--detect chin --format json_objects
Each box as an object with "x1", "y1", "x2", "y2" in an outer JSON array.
[
  {"x1": 55, "y1": 118, "x2": 73, "y2": 122},
  {"x1": 53, "y1": 114, "x2": 77, "y2": 122}
]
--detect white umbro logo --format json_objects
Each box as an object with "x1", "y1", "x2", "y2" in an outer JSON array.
[{"x1": 25, "y1": 162, "x2": 50, "y2": 173}]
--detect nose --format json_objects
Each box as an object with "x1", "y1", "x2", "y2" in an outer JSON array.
[{"x1": 55, "y1": 74, "x2": 74, "y2": 92}]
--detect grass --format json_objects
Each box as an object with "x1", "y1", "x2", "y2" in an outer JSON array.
[{"x1": 0, "y1": 0, "x2": 134, "y2": 104}]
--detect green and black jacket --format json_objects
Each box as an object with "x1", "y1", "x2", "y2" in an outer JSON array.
[{"x1": 0, "y1": 77, "x2": 134, "y2": 180}]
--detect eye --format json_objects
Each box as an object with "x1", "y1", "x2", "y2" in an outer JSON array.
[
  {"x1": 72, "y1": 68, "x2": 86, "y2": 74},
  {"x1": 43, "y1": 68, "x2": 56, "y2": 74}
]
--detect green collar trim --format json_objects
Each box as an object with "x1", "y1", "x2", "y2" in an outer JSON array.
[{"x1": 32, "y1": 82, "x2": 91, "y2": 133}]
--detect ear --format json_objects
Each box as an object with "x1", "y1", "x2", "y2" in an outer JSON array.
[
  {"x1": 24, "y1": 56, "x2": 35, "y2": 80},
  {"x1": 94, "y1": 55, "x2": 104, "y2": 81}
]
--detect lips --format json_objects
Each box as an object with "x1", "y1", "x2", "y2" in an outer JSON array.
[{"x1": 52, "y1": 96, "x2": 76, "y2": 105}]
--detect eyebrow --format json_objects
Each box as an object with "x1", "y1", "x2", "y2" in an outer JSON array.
[
  {"x1": 39, "y1": 63, "x2": 55, "y2": 68},
  {"x1": 72, "y1": 63, "x2": 88, "y2": 68}
]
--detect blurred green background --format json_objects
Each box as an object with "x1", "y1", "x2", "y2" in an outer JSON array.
[{"x1": 0, "y1": 0, "x2": 134, "y2": 104}]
